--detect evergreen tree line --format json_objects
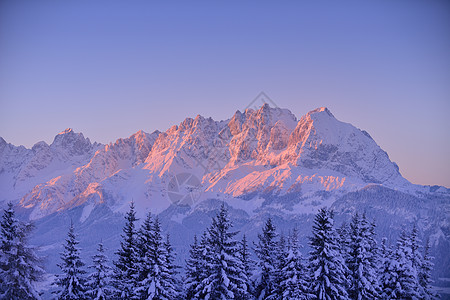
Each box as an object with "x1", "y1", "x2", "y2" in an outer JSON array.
[
  {"x1": 0, "y1": 202, "x2": 439, "y2": 299},
  {"x1": 184, "y1": 206, "x2": 438, "y2": 300},
  {"x1": 52, "y1": 202, "x2": 180, "y2": 299}
]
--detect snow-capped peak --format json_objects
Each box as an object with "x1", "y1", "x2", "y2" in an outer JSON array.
[
  {"x1": 5, "y1": 104, "x2": 424, "y2": 221},
  {"x1": 308, "y1": 106, "x2": 334, "y2": 117},
  {"x1": 59, "y1": 128, "x2": 75, "y2": 134},
  {"x1": 3, "y1": 105, "x2": 449, "y2": 286},
  {"x1": 50, "y1": 128, "x2": 93, "y2": 156},
  {"x1": 283, "y1": 106, "x2": 404, "y2": 185},
  {"x1": 31, "y1": 141, "x2": 50, "y2": 152}
]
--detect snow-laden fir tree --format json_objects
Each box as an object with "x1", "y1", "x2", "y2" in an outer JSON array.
[
  {"x1": 410, "y1": 225, "x2": 422, "y2": 272},
  {"x1": 113, "y1": 201, "x2": 139, "y2": 299},
  {"x1": 308, "y1": 208, "x2": 348, "y2": 300},
  {"x1": 337, "y1": 222, "x2": 350, "y2": 260},
  {"x1": 365, "y1": 218, "x2": 378, "y2": 256},
  {"x1": 0, "y1": 202, "x2": 44, "y2": 300},
  {"x1": 364, "y1": 217, "x2": 381, "y2": 296},
  {"x1": 409, "y1": 224, "x2": 432, "y2": 299},
  {"x1": 184, "y1": 232, "x2": 209, "y2": 300},
  {"x1": 271, "y1": 231, "x2": 287, "y2": 299},
  {"x1": 135, "y1": 215, "x2": 177, "y2": 299},
  {"x1": 254, "y1": 218, "x2": 278, "y2": 300},
  {"x1": 163, "y1": 233, "x2": 181, "y2": 298},
  {"x1": 346, "y1": 213, "x2": 379, "y2": 299},
  {"x1": 378, "y1": 237, "x2": 398, "y2": 299},
  {"x1": 418, "y1": 238, "x2": 438, "y2": 300},
  {"x1": 279, "y1": 228, "x2": 311, "y2": 300},
  {"x1": 197, "y1": 203, "x2": 248, "y2": 300},
  {"x1": 388, "y1": 230, "x2": 421, "y2": 299},
  {"x1": 184, "y1": 234, "x2": 202, "y2": 299},
  {"x1": 134, "y1": 212, "x2": 154, "y2": 298},
  {"x1": 336, "y1": 221, "x2": 351, "y2": 291},
  {"x1": 53, "y1": 222, "x2": 87, "y2": 300},
  {"x1": 86, "y1": 242, "x2": 114, "y2": 300},
  {"x1": 238, "y1": 234, "x2": 255, "y2": 299}
]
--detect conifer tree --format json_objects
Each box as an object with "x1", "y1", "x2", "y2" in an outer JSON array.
[
  {"x1": 184, "y1": 231, "x2": 211, "y2": 299},
  {"x1": 308, "y1": 208, "x2": 348, "y2": 300},
  {"x1": 389, "y1": 230, "x2": 421, "y2": 299},
  {"x1": 337, "y1": 222, "x2": 350, "y2": 255},
  {"x1": 271, "y1": 231, "x2": 287, "y2": 299},
  {"x1": 238, "y1": 234, "x2": 255, "y2": 299},
  {"x1": 163, "y1": 233, "x2": 181, "y2": 298},
  {"x1": 363, "y1": 216, "x2": 381, "y2": 296},
  {"x1": 279, "y1": 228, "x2": 311, "y2": 300},
  {"x1": 135, "y1": 214, "x2": 177, "y2": 299},
  {"x1": 113, "y1": 201, "x2": 139, "y2": 299},
  {"x1": 53, "y1": 222, "x2": 87, "y2": 300},
  {"x1": 337, "y1": 222, "x2": 350, "y2": 267},
  {"x1": 419, "y1": 238, "x2": 438, "y2": 299},
  {"x1": 346, "y1": 213, "x2": 379, "y2": 299},
  {"x1": 86, "y1": 242, "x2": 113, "y2": 300},
  {"x1": 254, "y1": 218, "x2": 278, "y2": 299},
  {"x1": 410, "y1": 225, "x2": 422, "y2": 270},
  {"x1": 365, "y1": 218, "x2": 378, "y2": 257},
  {"x1": 336, "y1": 221, "x2": 351, "y2": 291},
  {"x1": 143, "y1": 216, "x2": 175, "y2": 299},
  {"x1": 133, "y1": 213, "x2": 179, "y2": 299},
  {"x1": 185, "y1": 231, "x2": 211, "y2": 299},
  {"x1": 378, "y1": 237, "x2": 398, "y2": 299},
  {"x1": 0, "y1": 203, "x2": 44, "y2": 300},
  {"x1": 198, "y1": 204, "x2": 248, "y2": 300},
  {"x1": 185, "y1": 234, "x2": 203, "y2": 299},
  {"x1": 135, "y1": 212, "x2": 154, "y2": 298}
]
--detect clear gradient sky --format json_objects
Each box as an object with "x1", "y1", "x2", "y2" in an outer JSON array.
[{"x1": 0, "y1": 0, "x2": 449, "y2": 187}]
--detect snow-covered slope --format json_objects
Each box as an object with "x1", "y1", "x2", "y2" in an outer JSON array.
[
  {"x1": 18, "y1": 129, "x2": 160, "y2": 219},
  {"x1": 0, "y1": 129, "x2": 101, "y2": 205},
  {"x1": 1, "y1": 104, "x2": 449, "y2": 281},
  {"x1": 13, "y1": 105, "x2": 410, "y2": 219}
]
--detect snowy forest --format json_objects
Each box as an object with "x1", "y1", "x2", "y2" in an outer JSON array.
[{"x1": 0, "y1": 202, "x2": 438, "y2": 300}]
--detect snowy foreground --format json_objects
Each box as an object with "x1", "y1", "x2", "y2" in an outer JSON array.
[{"x1": 0, "y1": 202, "x2": 440, "y2": 299}]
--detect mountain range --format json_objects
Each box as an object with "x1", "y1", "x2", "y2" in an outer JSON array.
[{"x1": 1, "y1": 104, "x2": 449, "y2": 289}]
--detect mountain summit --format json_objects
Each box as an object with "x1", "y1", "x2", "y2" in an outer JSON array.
[
  {"x1": 0, "y1": 105, "x2": 448, "y2": 281},
  {"x1": 51, "y1": 128, "x2": 96, "y2": 156},
  {"x1": 0, "y1": 105, "x2": 435, "y2": 216}
]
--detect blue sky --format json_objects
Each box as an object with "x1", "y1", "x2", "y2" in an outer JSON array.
[{"x1": 0, "y1": 0, "x2": 449, "y2": 187}]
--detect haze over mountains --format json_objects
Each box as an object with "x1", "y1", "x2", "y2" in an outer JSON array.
[{"x1": 1, "y1": 104, "x2": 449, "y2": 285}]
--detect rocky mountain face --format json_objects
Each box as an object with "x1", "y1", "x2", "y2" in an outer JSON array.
[
  {"x1": 1, "y1": 105, "x2": 449, "y2": 284},
  {"x1": 0, "y1": 129, "x2": 101, "y2": 207}
]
